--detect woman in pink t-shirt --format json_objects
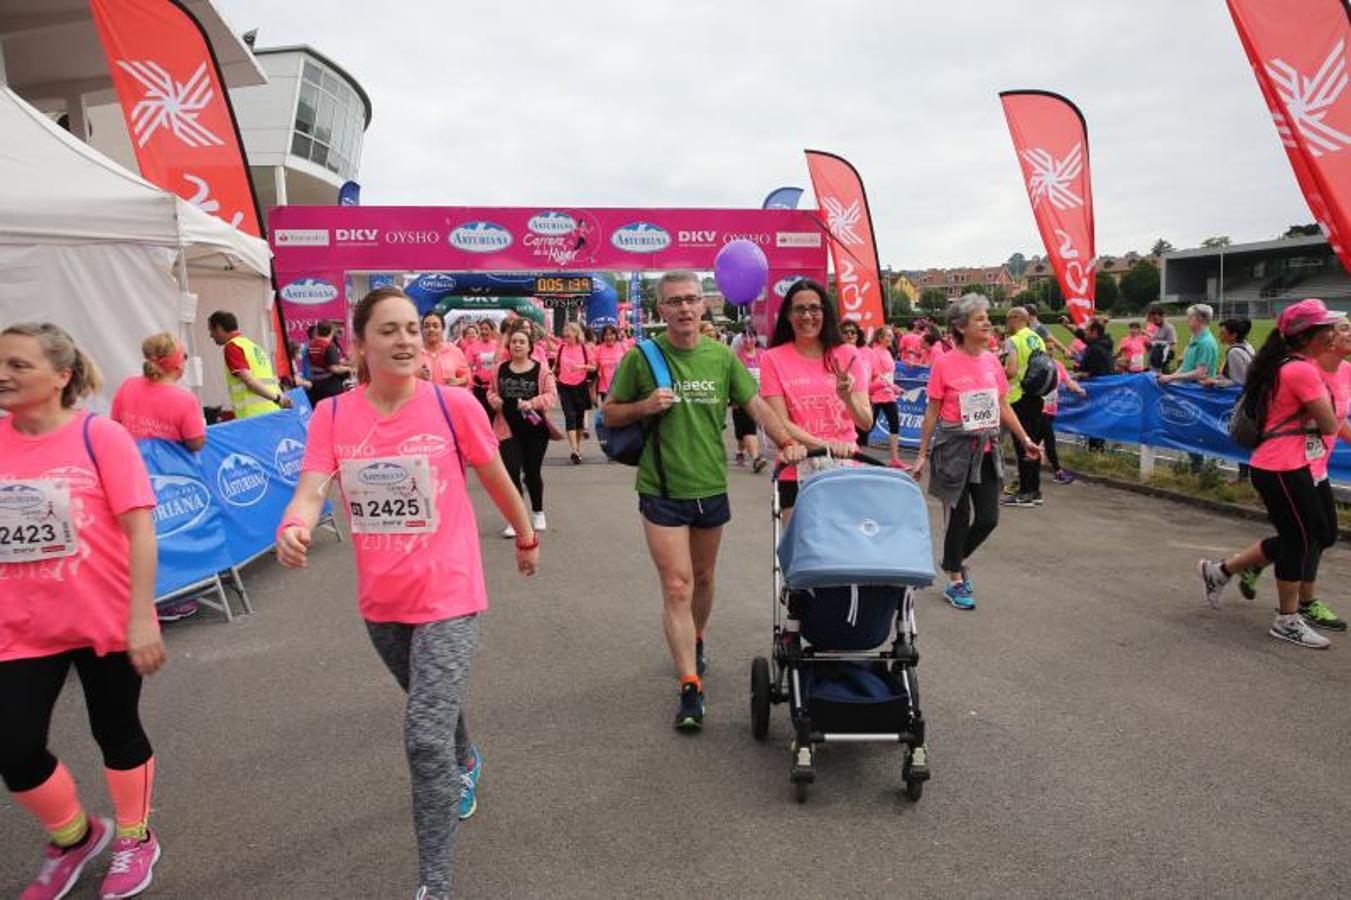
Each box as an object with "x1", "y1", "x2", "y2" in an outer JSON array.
[
  {"x1": 759, "y1": 279, "x2": 872, "y2": 512},
  {"x1": 554, "y1": 322, "x2": 596, "y2": 464},
  {"x1": 111, "y1": 332, "x2": 207, "y2": 451},
  {"x1": 0, "y1": 323, "x2": 167, "y2": 900},
  {"x1": 276, "y1": 288, "x2": 538, "y2": 898},
  {"x1": 594, "y1": 325, "x2": 626, "y2": 400},
  {"x1": 866, "y1": 326, "x2": 906, "y2": 468},
  {"x1": 730, "y1": 324, "x2": 768, "y2": 472},
  {"x1": 911, "y1": 295, "x2": 1041, "y2": 611},
  {"x1": 418, "y1": 310, "x2": 470, "y2": 388},
  {"x1": 1197, "y1": 300, "x2": 1343, "y2": 648}
]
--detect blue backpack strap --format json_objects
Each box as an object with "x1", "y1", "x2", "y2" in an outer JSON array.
[
  {"x1": 81, "y1": 413, "x2": 104, "y2": 481},
  {"x1": 637, "y1": 339, "x2": 672, "y2": 389},
  {"x1": 431, "y1": 385, "x2": 467, "y2": 476}
]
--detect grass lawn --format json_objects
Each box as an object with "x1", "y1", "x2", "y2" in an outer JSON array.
[{"x1": 1047, "y1": 317, "x2": 1275, "y2": 362}]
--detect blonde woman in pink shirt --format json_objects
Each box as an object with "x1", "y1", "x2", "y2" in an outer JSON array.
[
  {"x1": 593, "y1": 325, "x2": 626, "y2": 401},
  {"x1": 554, "y1": 322, "x2": 596, "y2": 464},
  {"x1": 111, "y1": 332, "x2": 207, "y2": 452},
  {"x1": 277, "y1": 288, "x2": 537, "y2": 899},
  {"x1": 1, "y1": 323, "x2": 167, "y2": 900},
  {"x1": 731, "y1": 322, "x2": 767, "y2": 472}
]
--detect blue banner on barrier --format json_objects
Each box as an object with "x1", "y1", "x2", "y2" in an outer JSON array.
[
  {"x1": 887, "y1": 370, "x2": 1351, "y2": 483},
  {"x1": 139, "y1": 390, "x2": 314, "y2": 600},
  {"x1": 141, "y1": 439, "x2": 233, "y2": 597}
]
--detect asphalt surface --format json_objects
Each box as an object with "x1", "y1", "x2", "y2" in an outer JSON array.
[{"x1": 4, "y1": 445, "x2": 1351, "y2": 899}]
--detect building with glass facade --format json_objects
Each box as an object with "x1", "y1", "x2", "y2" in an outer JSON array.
[{"x1": 229, "y1": 45, "x2": 372, "y2": 210}]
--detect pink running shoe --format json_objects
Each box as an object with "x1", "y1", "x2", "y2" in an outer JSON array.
[
  {"x1": 99, "y1": 831, "x2": 161, "y2": 899},
  {"x1": 21, "y1": 816, "x2": 112, "y2": 900}
]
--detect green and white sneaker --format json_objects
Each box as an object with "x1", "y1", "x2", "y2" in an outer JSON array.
[
  {"x1": 1299, "y1": 599, "x2": 1347, "y2": 632},
  {"x1": 1238, "y1": 567, "x2": 1262, "y2": 600}
]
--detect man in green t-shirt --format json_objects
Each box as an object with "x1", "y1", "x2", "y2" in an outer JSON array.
[
  {"x1": 1158, "y1": 303, "x2": 1219, "y2": 384},
  {"x1": 604, "y1": 270, "x2": 799, "y2": 731}
]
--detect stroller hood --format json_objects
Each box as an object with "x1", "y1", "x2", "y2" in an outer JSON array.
[{"x1": 778, "y1": 467, "x2": 935, "y2": 589}]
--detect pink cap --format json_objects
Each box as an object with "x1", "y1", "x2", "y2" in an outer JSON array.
[{"x1": 1277, "y1": 298, "x2": 1345, "y2": 337}]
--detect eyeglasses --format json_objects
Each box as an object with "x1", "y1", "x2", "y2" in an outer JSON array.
[
  {"x1": 791, "y1": 304, "x2": 824, "y2": 318},
  {"x1": 661, "y1": 294, "x2": 703, "y2": 308}
]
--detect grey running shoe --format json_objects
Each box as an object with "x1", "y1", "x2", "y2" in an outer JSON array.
[
  {"x1": 1198, "y1": 559, "x2": 1231, "y2": 609},
  {"x1": 1269, "y1": 613, "x2": 1331, "y2": 649}
]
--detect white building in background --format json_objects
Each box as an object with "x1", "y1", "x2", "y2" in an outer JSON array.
[
  {"x1": 0, "y1": 3, "x2": 371, "y2": 216},
  {"x1": 230, "y1": 45, "x2": 372, "y2": 211}
]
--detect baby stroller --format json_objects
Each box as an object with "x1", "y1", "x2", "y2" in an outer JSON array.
[{"x1": 751, "y1": 449, "x2": 935, "y2": 803}]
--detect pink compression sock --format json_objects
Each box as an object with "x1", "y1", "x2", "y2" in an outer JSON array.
[
  {"x1": 105, "y1": 757, "x2": 155, "y2": 839},
  {"x1": 13, "y1": 763, "x2": 87, "y2": 846}
]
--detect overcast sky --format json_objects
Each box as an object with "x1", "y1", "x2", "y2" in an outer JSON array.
[{"x1": 216, "y1": 0, "x2": 1315, "y2": 269}]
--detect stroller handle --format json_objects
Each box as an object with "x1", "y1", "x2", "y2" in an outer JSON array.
[{"x1": 772, "y1": 447, "x2": 886, "y2": 481}]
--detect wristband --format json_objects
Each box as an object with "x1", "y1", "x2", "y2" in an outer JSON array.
[
  {"x1": 515, "y1": 535, "x2": 540, "y2": 551},
  {"x1": 275, "y1": 515, "x2": 308, "y2": 543}
]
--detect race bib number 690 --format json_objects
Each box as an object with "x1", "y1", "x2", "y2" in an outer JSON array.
[{"x1": 959, "y1": 388, "x2": 999, "y2": 432}]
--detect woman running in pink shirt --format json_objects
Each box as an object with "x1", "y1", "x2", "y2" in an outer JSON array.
[
  {"x1": 1, "y1": 323, "x2": 167, "y2": 900},
  {"x1": 276, "y1": 288, "x2": 538, "y2": 900}
]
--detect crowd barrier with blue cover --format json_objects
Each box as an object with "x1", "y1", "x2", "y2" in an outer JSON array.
[
  {"x1": 140, "y1": 390, "x2": 314, "y2": 600},
  {"x1": 875, "y1": 366, "x2": 1351, "y2": 484}
]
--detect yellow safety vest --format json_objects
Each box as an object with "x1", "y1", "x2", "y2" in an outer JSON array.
[
  {"x1": 224, "y1": 335, "x2": 281, "y2": 418},
  {"x1": 1006, "y1": 327, "x2": 1045, "y2": 405}
]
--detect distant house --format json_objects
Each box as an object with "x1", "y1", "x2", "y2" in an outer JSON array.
[
  {"x1": 912, "y1": 265, "x2": 1018, "y2": 300},
  {"x1": 1022, "y1": 252, "x2": 1160, "y2": 288}
]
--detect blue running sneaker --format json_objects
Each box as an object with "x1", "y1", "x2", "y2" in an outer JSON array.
[
  {"x1": 458, "y1": 745, "x2": 481, "y2": 820},
  {"x1": 943, "y1": 581, "x2": 975, "y2": 610},
  {"x1": 960, "y1": 565, "x2": 973, "y2": 593},
  {"x1": 674, "y1": 682, "x2": 704, "y2": 731}
]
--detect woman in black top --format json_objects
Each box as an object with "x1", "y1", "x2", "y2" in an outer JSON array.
[{"x1": 488, "y1": 321, "x2": 558, "y2": 537}]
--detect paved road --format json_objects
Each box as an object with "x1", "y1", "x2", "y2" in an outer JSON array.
[{"x1": 4, "y1": 449, "x2": 1350, "y2": 898}]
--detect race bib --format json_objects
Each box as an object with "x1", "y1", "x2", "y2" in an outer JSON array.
[
  {"x1": 1305, "y1": 434, "x2": 1327, "y2": 462},
  {"x1": 478, "y1": 351, "x2": 495, "y2": 367},
  {"x1": 0, "y1": 479, "x2": 78, "y2": 563},
  {"x1": 339, "y1": 456, "x2": 437, "y2": 535},
  {"x1": 747, "y1": 366, "x2": 761, "y2": 385},
  {"x1": 959, "y1": 388, "x2": 999, "y2": 432},
  {"x1": 1131, "y1": 353, "x2": 1145, "y2": 370}
]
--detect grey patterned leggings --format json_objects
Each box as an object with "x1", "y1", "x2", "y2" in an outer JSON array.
[{"x1": 366, "y1": 615, "x2": 478, "y2": 900}]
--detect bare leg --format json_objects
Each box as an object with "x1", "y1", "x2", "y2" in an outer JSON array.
[
  {"x1": 689, "y1": 525, "x2": 724, "y2": 638},
  {"x1": 642, "y1": 519, "x2": 698, "y2": 678}
]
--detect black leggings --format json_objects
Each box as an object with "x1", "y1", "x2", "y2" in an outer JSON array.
[
  {"x1": 731, "y1": 406, "x2": 757, "y2": 441},
  {"x1": 0, "y1": 650, "x2": 152, "y2": 793},
  {"x1": 1012, "y1": 394, "x2": 1044, "y2": 494},
  {"x1": 1042, "y1": 414, "x2": 1060, "y2": 471},
  {"x1": 558, "y1": 383, "x2": 590, "y2": 431},
  {"x1": 501, "y1": 425, "x2": 549, "y2": 512},
  {"x1": 471, "y1": 384, "x2": 494, "y2": 422},
  {"x1": 1251, "y1": 467, "x2": 1338, "y2": 582},
  {"x1": 941, "y1": 452, "x2": 1001, "y2": 574}
]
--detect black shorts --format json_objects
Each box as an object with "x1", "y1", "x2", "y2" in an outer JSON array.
[
  {"x1": 639, "y1": 493, "x2": 731, "y2": 529},
  {"x1": 731, "y1": 406, "x2": 757, "y2": 440},
  {"x1": 777, "y1": 480, "x2": 800, "y2": 509}
]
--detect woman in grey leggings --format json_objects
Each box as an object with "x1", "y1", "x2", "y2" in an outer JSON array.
[{"x1": 278, "y1": 288, "x2": 540, "y2": 898}]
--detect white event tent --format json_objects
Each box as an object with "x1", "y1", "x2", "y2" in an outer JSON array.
[{"x1": 0, "y1": 83, "x2": 273, "y2": 410}]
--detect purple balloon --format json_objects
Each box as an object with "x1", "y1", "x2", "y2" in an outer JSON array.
[{"x1": 714, "y1": 239, "x2": 769, "y2": 306}]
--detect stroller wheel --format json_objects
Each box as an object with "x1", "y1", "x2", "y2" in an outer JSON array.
[
  {"x1": 750, "y1": 657, "x2": 771, "y2": 740},
  {"x1": 904, "y1": 778, "x2": 924, "y2": 802},
  {"x1": 795, "y1": 779, "x2": 810, "y2": 804}
]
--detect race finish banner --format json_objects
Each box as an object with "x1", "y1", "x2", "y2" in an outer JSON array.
[
  {"x1": 1227, "y1": 0, "x2": 1351, "y2": 272},
  {"x1": 1000, "y1": 91, "x2": 1097, "y2": 326},
  {"x1": 269, "y1": 206, "x2": 829, "y2": 347},
  {"x1": 804, "y1": 150, "x2": 886, "y2": 333}
]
